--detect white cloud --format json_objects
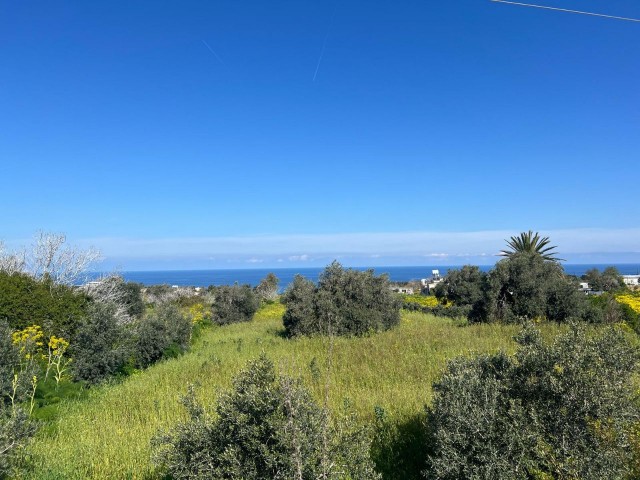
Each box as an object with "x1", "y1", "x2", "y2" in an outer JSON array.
[
  {"x1": 62, "y1": 228, "x2": 640, "y2": 264},
  {"x1": 288, "y1": 254, "x2": 310, "y2": 262}
]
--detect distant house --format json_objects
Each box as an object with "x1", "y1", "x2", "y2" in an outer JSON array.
[
  {"x1": 577, "y1": 282, "x2": 603, "y2": 296},
  {"x1": 390, "y1": 285, "x2": 414, "y2": 295},
  {"x1": 623, "y1": 275, "x2": 640, "y2": 287},
  {"x1": 421, "y1": 270, "x2": 444, "y2": 294}
]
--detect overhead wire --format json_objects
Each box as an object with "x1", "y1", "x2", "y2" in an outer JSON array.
[{"x1": 490, "y1": 0, "x2": 640, "y2": 23}]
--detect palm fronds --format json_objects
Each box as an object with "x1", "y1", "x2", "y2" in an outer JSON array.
[{"x1": 500, "y1": 230, "x2": 564, "y2": 262}]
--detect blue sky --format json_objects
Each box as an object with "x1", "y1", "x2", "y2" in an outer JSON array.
[{"x1": 1, "y1": 0, "x2": 639, "y2": 269}]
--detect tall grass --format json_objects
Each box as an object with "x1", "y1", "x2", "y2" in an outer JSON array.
[{"x1": 23, "y1": 305, "x2": 564, "y2": 479}]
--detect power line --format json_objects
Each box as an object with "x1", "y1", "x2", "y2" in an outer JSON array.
[{"x1": 490, "y1": 0, "x2": 640, "y2": 23}]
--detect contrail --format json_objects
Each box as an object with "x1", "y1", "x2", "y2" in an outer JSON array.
[
  {"x1": 491, "y1": 0, "x2": 640, "y2": 23},
  {"x1": 201, "y1": 39, "x2": 225, "y2": 65},
  {"x1": 313, "y1": 6, "x2": 337, "y2": 82}
]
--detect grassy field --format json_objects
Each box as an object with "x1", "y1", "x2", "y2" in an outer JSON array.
[{"x1": 23, "y1": 304, "x2": 566, "y2": 479}]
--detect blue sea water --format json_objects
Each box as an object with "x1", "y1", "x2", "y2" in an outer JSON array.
[{"x1": 89, "y1": 264, "x2": 640, "y2": 288}]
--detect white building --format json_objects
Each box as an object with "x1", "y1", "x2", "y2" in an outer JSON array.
[{"x1": 623, "y1": 275, "x2": 640, "y2": 287}]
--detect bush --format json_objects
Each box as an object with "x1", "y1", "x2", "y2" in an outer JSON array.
[
  {"x1": 0, "y1": 321, "x2": 19, "y2": 404},
  {"x1": 282, "y1": 275, "x2": 319, "y2": 336},
  {"x1": 582, "y1": 267, "x2": 626, "y2": 292},
  {"x1": 402, "y1": 302, "x2": 472, "y2": 320},
  {"x1": 586, "y1": 293, "x2": 640, "y2": 332},
  {"x1": 153, "y1": 355, "x2": 379, "y2": 479},
  {"x1": 472, "y1": 253, "x2": 586, "y2": 323},
  {"x1": 71, "y1": 304, "x2": 132, "y2": 384},
  {"x1": 210, "y1": 284, "x2": 260, "y2": 326},
  {"x1": 433, "y1": 265, "x2": 486, "y2": 307},
  {"x1": 426, "y1": 324, "x2": 640, "y2": 479},
  {"x1": 282, "y1": 262, "x2": 401, "y2": 337},
  {"x1": 0, "y1": 271, "x2": 88, "y2": 339},
  {"x1": 0, "y1": 407, "x2": 36, "y2": 479},
  {"x1": 135, "y1": 304, "x2": 192, "y2": 368},
  {"x1": 255, "y1": 272, "x2": 279, "y2": 302}
]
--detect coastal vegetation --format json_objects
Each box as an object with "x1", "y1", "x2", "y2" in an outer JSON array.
[
  {"x1": 2, "y1": 231, "x2": 640, "y2": 479},
  {"x1": 282, "y1": 261, "x2": 401, "y2": 337}
]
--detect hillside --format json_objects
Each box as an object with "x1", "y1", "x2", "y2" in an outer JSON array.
[{"x1": 25, "y1": 304, "x2": 565, "y2": 479}]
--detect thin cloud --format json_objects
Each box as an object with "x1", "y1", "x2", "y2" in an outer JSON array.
[{"x1": 67, "y1": 228, "x2": 640, "y2": 262}]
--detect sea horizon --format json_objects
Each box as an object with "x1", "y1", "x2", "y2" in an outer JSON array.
[{"x1": 86, "y1": 263, "x2": 640, "y2": 288}]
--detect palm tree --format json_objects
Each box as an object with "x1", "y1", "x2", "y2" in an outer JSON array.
[{"x1": 499, "y1": 230, "x2": 564, "y2": 262}]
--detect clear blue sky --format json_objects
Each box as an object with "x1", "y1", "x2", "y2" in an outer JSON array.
[{"x1": 1, "y1": 1, "x2": 639, "y2": 269}]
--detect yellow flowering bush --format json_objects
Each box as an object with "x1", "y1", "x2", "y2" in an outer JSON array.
[
  {"x1": 616, "y1": 294, "x2": 640, "y2": 314},
  {"x1": 12, "y1": 325, "x2": 44, "y2": 362},
  {"x1": 186, "y1": 303, "x2": 211, "y2": 325},
  {"x1": 402, "y1": 294, "x2": 450, "y2": 308}
]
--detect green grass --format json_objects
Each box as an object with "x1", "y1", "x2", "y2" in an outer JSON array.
[{"x1": 23, "y1": 305, "x2": 566, "y2": 479}]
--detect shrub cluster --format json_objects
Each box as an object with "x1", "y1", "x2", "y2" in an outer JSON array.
[
  {"x1": 426, "y1": 324, "x2": 640, "y2": 479},
  {"x1": 71, "y1": 303, "x2": 132, "y2": 383},
  {"x1": 0, "y1": 322, "x2": 36, "y2": 479},
  {"x1": 153, "y1": 355, "x2": 380, "y2": 480},
  {"x1": 282, "y1": 262, "x2": 401, "y2": 337},
  {"x1": 0, "y1": 271, "x2": 88, "y2": 339},
  {"x1": 210, "y1": 284, "x2": 260, "y2": 325},
  {"x1": 135, "y1": 304, "x2": 192, "y2": 368},
  {"x1": 255, "y1": 272, "x2": 279, "y2": 302},
  {"x1": 434, "y1": 255, "x2": 603, "y2": 324},
  {"x1": 72, "y1": 303, "x2": 193, "y2": 383}
]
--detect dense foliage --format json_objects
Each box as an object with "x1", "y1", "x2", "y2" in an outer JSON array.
[
  {"x1": 426, "y1": 324, "x2": 640, "y2": 479},
  {"x1": 210, "y1": 284, "x2": 260, "y2": 325},
  {"x1": 153, "y1": 355, "x2": 379, "y2": 479},
  {"x1": 474, "y1": 253, "x2": 586, "y2": 323},
  {"x1": 0, "y1": 321, "x2": 18, "y2": 403},
  {"x1": 71, "y1": 304, "x2": 132, "y2": 384},
  {"x1": 255, "y1": 272, "x2": 279, "y2": 302},
  {"x1": 582, "y1": 267, "x2": 626, "y2": 292},
  {"x1": 433, "y1": 265, "x2": 485, "y2": 307},
  {"x1": 0, "y1": 271, "x2": 88, "y2": 339},
  {"x1": 135, "y1": 304, "x2": 192, "y2": 368},
  {"x1": 282, "y1": 262, "x2": 401, "y2": 337},
  {"x1": 0, "y1": 322, "x2": 36, "y2": 479},
  {"x1": 0, "y1": 408, "x2": 36, "y2": 479}
]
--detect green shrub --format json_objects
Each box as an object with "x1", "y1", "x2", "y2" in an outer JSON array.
[
  {"x1": 582, "y1": 267, "x2": 626, "y2": 292},
  {"x1": 153, "y1": 355, "x2": 380, "y2": 479},
  {"x1": 282, "y1": 261, "x2": 401, "y2": 337},
  {"x1": 71, "y1": 304, "x2": 132, "y2": 384},
  {"x1": 472, "y1": 253, "x2": 586, "y2": 323},
  {"x1": 426, "y1": 324, "x2": 640, "y2": 479},
  {"x1": 282, "y1": 275, "x2": 319, "y2": 336},
  {"x1": 0, "y1": 321, "x2": 19, "y2": 404},
  {"x1": 587, "y1": 293, "x2": 640, "y2": 331},
  {"x1": 135, "y1": 304, "x2": 192, "y2": 368},
  {"x1": 210, "y1": 284, "x2": 260, "y2": 326},
  {"x1": 255, "y1": 272, "x2": 279, "y2": 302},
  {"x1": 0, "y1": 271, "x2": 88, "y2": 340},
  {"x1": 0, "y1": 407, "x2": 36, "y2": 479},
  {"x1": 433, "y1": 265, "x2": 486, "y2": 307},
  {"x1": 402, "y1": 302, "x2": 472, "y2": 320}
]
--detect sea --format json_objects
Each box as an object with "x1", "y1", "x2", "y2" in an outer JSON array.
[{"x1": 88, "y1": 264, "x2": 640, "y2": 288}]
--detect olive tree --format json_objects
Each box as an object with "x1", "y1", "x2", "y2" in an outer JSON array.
[
  {"x1": 433, "y1": 265, "x2": 485, "y2": 306},
  {"x1": 210, "y1": 284, "x2": 260, "y2": 325},
  {"x1": 153, "y1": 355, "x2": 380, "y2": 479},
  {"x1": 255, "y1": 272, "x2": 279, "y2": 302},
  {"x1": 282, "y1": 262, "x2": 401, "y2": 337},
  {"x1": 473, "y1": 253, "x2": 586, "y2": 323},
  {"x1": 426, "y1": 324, "x2": 640, "y2": 479}
]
